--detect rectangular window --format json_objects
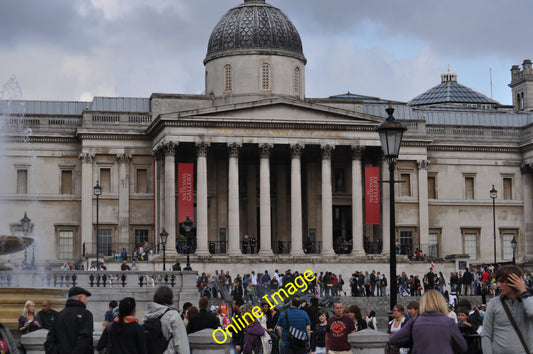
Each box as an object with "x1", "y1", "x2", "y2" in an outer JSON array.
[
  {"x1": 224, "y1": 65, "x2": 232, "y2": 92},
  {"x1": 428, "y1": 233, "x2": 439, "y2": 258},
  {"x1": 61, "y1": 170, "x2": 72, "y2": 194},
  {"x1": 334, "y1": 168, "x2": 345, "y2": 192},
  {"x1": 428, "y1": 176, "x2": 436, "y2": 199},
  {"x1": 100, "y1": 168, "x2": 111, "y2": 193},
  {"x1": 399, "y1": 231, "x2": 413, "y2": 255},
  {"x1": 465, "y1": 177, "x2": 474, "y2": 199},
  {"x1": 503, "y1": 178, "x2": 513, "y2": 200},
  {"x1": 59, "y1": 230, "x2": 74, "y2": 259},
  {"x1": 400, "y1": 173, "x2": 411, "y2": 197},
  {"x1": 17, "y1": 169, "x2": 28, "y2": 194},
  {"x1": 135, "y1": 229, "x2": 149, "y2": 247},
  {"x1": 136, "y1": 169, "x2": 148, "y2": 193},
  {"x1": 502, "y1": 233, "x2": 515, "y2": 260},
  {"x1": 464, "y1": 233, "x2": 477, "y2": 260},
  {"x1": 261, "y1": 64, "x2": 271, "y2": 90},
  {"x1": 98, "y1": 229, "x2": 113, "y2": 257}
]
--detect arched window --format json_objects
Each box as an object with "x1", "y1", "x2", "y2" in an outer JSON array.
[
  {"x1": 261, "y1": 63, "x2": 271, "y2": 91},
  {"x1": 224, "y1": 64, "x2": 232, "y2": 93},
  {"x1": 293, "y1": 67, "x2": 300, "y2": 95},
  {"x1": 521, "y1": 92, "x2": 525, "y2": 110}
]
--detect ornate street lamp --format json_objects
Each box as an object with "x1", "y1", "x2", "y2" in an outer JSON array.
[
  {"x1": 94, "y1": 182, "x2": 102, "y2": 270},
  {"x1": 160, "y1": 229, "x2": 169, "y2": 271},
  {"x1": 511, "y1": 236, "x2": 517, "y2": 265},
  {"x1": 489, "y1": 185, "x2": 497, "y2": 266},
  {"x1": 377, "y1": 103, "x2": 407, "y2": 312},
  {"x1": 183, "y1": 216, "x2": 193, "y2": 270}
]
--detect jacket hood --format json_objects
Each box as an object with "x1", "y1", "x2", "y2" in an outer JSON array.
[{"x1": 144, "y1": 302, "x2": 176, "y2": 319}]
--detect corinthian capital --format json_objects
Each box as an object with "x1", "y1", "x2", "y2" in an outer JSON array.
[
  {"x1": 228, "y1": 143, "x2": 241, "y2": 158},
  {"x1": 290, "y1": 144, "x2": 304, "y2": 158},
  {"x1": 116, "y1": 153, "x2": 132, "y2": 164},
  {"x1": 321, "y1": 144, "x2": 334, "y2": 159},
  {"x1": 196, "y1": 142, "x2": 210, "y2": 157},
  {"x1": 78, "y1": 152, "x2": 95, "y2": 164}
]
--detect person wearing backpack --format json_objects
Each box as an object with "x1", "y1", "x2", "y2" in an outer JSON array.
[
  {"x1": 142, "y1": 286, "x2": 190, "y2": 354},
  {"x1": 97, "y1": 297, "x2": 147, "y2": 354}
]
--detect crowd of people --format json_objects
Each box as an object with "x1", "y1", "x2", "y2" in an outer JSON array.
[{"x1": 4, "y1": 264, "x2": 532, "y2": 353}]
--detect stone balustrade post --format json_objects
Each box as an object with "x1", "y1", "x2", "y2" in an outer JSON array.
[{"x1": 349, "y1": 329, "x2": 389, "y2": 353}]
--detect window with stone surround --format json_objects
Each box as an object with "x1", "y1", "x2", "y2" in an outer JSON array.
[
  {"x1": 100, "y1": 168, "x2": 111, "y2": 193},
  {"x1": 502, "y1": 231, "x2": 517, "y2": 261},
  {"x1": 503, "y1": 177, "x2": 513, "y2": 200},
  {"x1": 428, "y1": 175, "x2": 436, "y2": 199},
  {"x1": 17, "y1": 169, "x2": 28, "y2": 194},
  {"x1": 136, "y1": 168, "x2": 148, "y2": 193},
  {"x1": 61, "y1": 170, "x2": 73, "y2": 194},
  {"x1": 59, "y1": 230, "x2": 74, "y2": 259},
  {"x1": 98, "y1": 228, "x2": 113, "y2": 257},
  {"x1": 224, "y1": 64, "x2": 232, "y2": 93},
  {"x1": 464, "y1": 176, "x2": 475, "y2": 199},
  {"x1": 294, "y1": 67, "x2": 300, "y2": 95},
  {"x1": 261, "y1": 63, "x2": 271, "y2": 91},
  {"x1": 462, "y1": 229, "x2": 479, "y2": 260},
  {"x1": 400, "y1": 173, "x2": 411, "y2": 197}
]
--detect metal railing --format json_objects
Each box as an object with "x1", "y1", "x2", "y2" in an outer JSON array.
[
  {"x1": 208, "y1": 241, "x2": 228, "y2": 254},
  {"x1": 304, "y1": 241, "x2": 322, "y2": 254},
  {"x1": 272, "y1": 240, "x2": 291, "y2": 254},
  {"x1": 364, "y1": 241, "x2": 383, "y2": 254}
]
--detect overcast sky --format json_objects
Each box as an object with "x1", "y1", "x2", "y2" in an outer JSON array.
[{"x1": 0, "y1": 0, "x2": 530, "y2": 105}]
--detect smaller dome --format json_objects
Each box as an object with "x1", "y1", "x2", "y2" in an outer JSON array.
[{"x1": 205, "y1": 0, "x2": 305, "y2": 63}]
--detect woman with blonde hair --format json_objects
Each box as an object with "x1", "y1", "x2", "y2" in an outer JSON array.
[
  {"x1": 389, "y1": 290, "x2": 467, "y2": 354},
  {"x1": 18, "y1": 300, "x2": 41, "y2": 334}
]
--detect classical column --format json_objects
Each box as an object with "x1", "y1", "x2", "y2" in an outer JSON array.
[
  {"x1": 258, "y1": 144, "x2": 273, "y2": 255},
  {"x1": 417, "y1": 160, "x2": 430, "y2": 255},
  {"x1": 522, "y1": 164, "x2": 533, "y2": 259},
  {"x1": 117, "y1": 154, "x2": 132, "y2": 247},
  {"x1": 227, "y1": 143, "x2": 242, "y2": 256},
  {"x1": 163, "y1": 142, "x2": 178, "y2": 258},
  {"x1": 195, "y1": 143, "x2": 210, "y2": 256},
  {"x1": 382, "y1": 159, "x2": 391, "y2": 255},
  {"x1": 290, "y1": 144, "x2": 304, "y2": 255},
  {"x1": 321, "y1": 145, "x2": 335, "y2": 256},
  {"x1": 153, "y1": 149, "x2": 165, "y2": 243},
  {"x1": 351, "y1": 147, "x2": 365, "y2": 256},
  {"x1": 79, "y1": 152, "x2": 94, "y2": 257}
]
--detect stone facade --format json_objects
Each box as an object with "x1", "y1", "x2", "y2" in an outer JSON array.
[{"x1": 1, "y1": 0, "x2": 533, "y2": 274}]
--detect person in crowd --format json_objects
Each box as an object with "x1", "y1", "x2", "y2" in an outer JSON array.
[
  {"x1": 249, "y1": 234, "x2": 257, "y2": 254},
  {"x1": 97, "y1": 297, "x2": 147, "y2": 354},
  {"x1": 130, "y1": 260, "x2": 139, "y2": 271},
  {"x1": 186, "y1": 297, "x2": 219, "y2": 334},
  {"x1": 181, "y1": 302, "x2": 192, "y2": 321},
  {"x1": 242, "y1": 234, "x2": 249, "y2": 254},
  {"x1": 183, "y1": 306, "x2": 198, "y2": 328},
  {"x1": 241, "y1": 304, "x2": 266, "y2": 354},
  {"x1": 387, "y1": 304, "x2": 408, "y2": 354},
  {"x1": 325, "y1": 300, "x2": 355, "y2": 354},
  {"x1": 171, "y1": 262, "x2": 181, "y2": 271},
  {"x1": 310, "y1": 309, "x2": 328, "y2": 354},
  {"x1": 348, "y1": 305, "x2": 368, "y2": 332},
  {"x1": 456, "y1": 299, "x2": 483, "y2": 333},
  {"x1": 0, "y1": 322, "x2": 19, "y2": 354},
  {"x1": 389, "y1": 290, "x2": 467, "y2": 354},
  {"x1": 406, "y1": 301, "x2": 419, "y2": 320},
  {"x1": 103, "y1": 300, "x2": 118, "y2": 329},
  {"x1": 261, "y1": 302, "x2": 279, "y2": 354},
  {"x1": 481, "y1": 265, "x2": 533, "y2": 354},
  {"x1": 228, "y1": 299, "x2": 245, "y2": 353},
  {"x1": 365, "y1": 310, "x2": 378, "y2": 330},
  {"x1": 142, "y1": 286, "x2": 189, "y2": 354},
  {"x1": 18, "y1": 300, "x2": 41, "y2": 335},
  {"x1": 121, "y1": 261, "x2": 131, "y2": 271},
  {"x1": 36, "y1": 299, "x2": 58, "y2": 330},
  {"x1": 45, "y1": 286, "x2": 94, "y2": 354},
  {"x1": 276, "y1": 298, "x2": 311, "y2": 354},
  {"x1": 114, "y1": 249, "x2": 121, "y2": 261},
  {"x1": 88, "y1": 262, "x2": 97, "y2": 271}
]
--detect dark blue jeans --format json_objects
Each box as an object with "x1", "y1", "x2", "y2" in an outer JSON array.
[{"x1": 281, "y1": 342, "x2": 308, "y2": 354}]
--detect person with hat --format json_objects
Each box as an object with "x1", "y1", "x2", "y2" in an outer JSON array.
[{"x1": 44, "y1": 286, "x2": 94, "y2": 354}]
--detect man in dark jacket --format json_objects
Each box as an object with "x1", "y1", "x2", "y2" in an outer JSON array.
[
  {"x1": 186, "y1": 297, "x2": 219, "y2": 334},
  {"x1": 44, "y1": 286, "x2": 94, "y2": 354}
]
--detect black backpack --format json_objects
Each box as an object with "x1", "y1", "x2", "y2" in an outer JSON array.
[{"x1": 143, "y1": 308, "x2": 174, "y2": 354}]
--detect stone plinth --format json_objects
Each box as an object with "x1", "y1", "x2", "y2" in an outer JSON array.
[
  {"x1": 349, "y1": 329, "x2": 389, "y2": 353},
  {"x1": 189, "y1": 328, "x2": 232, "y2": 354}
]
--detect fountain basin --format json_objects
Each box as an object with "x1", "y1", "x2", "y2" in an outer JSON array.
[{"x1": 0, "y1": 235, "x2": 33, "y2": 255}]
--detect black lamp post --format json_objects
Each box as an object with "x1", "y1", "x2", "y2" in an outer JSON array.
[
  {"x1": 489, "y1": 185, "x2": 497, "y2": 266},
  {"x1": 21, "y1": 212, "x2": 31, "y2": 267},
  {"x1": 511, "y1": 236, "x2": 517, "y2": 265},
  {"x1": 183, "y1": 216, "x2": 193, "y2": 270},
  {"x1": 94, "y1": 182, "x2": 102, "y2": 270},
  {"x1": 377, "y1": 104, "x2": 407, "y2": 312},
  {"x1": 160, "y1": 229, "x2": 169, "y2": 271}
]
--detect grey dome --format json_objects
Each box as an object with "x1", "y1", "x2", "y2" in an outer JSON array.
[{"x1": 205, "y1": 0, "x2": 306, "y2": 63}]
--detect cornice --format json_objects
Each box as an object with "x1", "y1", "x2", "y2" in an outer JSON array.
[
  {"x1": 428, "y1": 144, "x2": 519, "y2": 153},
  {"x1": 5, "y1": 136, "x2": 79, "y2": 144},
  {"x1": 77, "y1": 133, "x2": 151, "y2": 141}
]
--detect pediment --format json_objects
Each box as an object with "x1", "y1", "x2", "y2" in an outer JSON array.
[{"x1": 159, "y1": 97, "x2": 381, "y2": 127}]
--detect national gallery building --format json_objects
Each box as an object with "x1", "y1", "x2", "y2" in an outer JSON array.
[{"x1": 1, "y1": 0, "x2": 533, "y2": 272}]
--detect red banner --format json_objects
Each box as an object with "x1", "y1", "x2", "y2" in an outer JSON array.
[
  {"x1": 178, "y1": 163, "x2": 194, "y2": 223},
  {"x1": 365, "y1": 166, "x2": 380, "y2": 224}
]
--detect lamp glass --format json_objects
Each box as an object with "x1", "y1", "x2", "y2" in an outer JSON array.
[
  {"x1": 183, "y1": 216, "x2": 193, "y2": 233},
  {"x1": 160, "y1": 229, "x2": 169, "y2": 245},
  {"x1": 94, "y1": 182, "x2": 102, "y2": 196},
  {"x1": 511, "y1": 237, "x2": 517, "y2": 250},
  {"x1": 489, "y1": 185, "x2": 497, "y2": 199}
]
